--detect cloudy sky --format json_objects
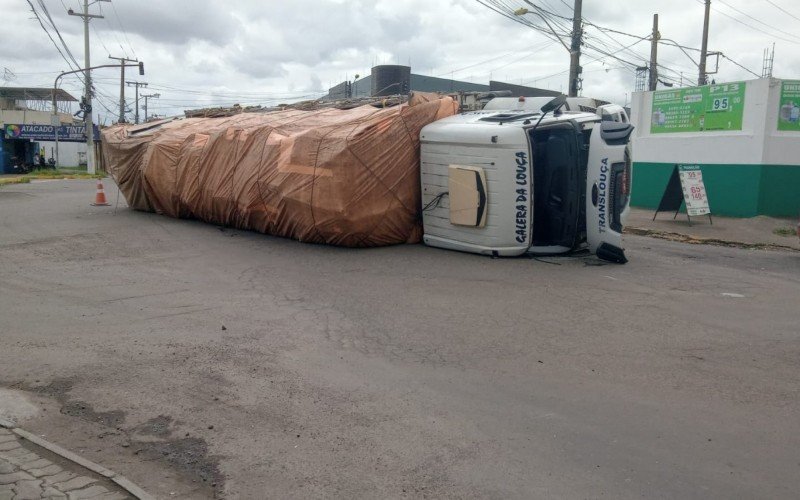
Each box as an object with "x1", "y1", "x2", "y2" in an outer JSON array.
[{"x1": 2, "y1": 0, "x2": 799, "y2": 124}]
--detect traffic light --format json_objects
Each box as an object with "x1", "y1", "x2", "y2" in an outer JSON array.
[{"x1": 138, "y1": 62, "x2": 144, "y2": 75}]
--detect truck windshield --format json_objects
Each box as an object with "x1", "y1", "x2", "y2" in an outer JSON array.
[{"x1": 528, "y1": 124, "x2": 582, "y2": 248}]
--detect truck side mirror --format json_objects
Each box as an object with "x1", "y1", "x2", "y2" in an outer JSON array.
[
  {"x1": 600, "y1": 121, "x2": 634, "y2": 144},
  {"x1": 541, "y1": 94, "x2": 567, "y2": 114}
]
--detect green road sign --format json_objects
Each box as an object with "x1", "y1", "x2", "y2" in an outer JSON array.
[
  {"x1": 650, "y1": 82, "x2": 746, "y2": 134},
  {"x1": 777, "y1": 80, "x2": 800, "y2": 131}
]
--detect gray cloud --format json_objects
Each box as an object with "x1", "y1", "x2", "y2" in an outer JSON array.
[
  {"x1": 98, "y1": 0, "x2": 238, "y2": 46},
  {"x1": 4, "y1": 0, "x2": 799, "y2": 121},
  {"x1": 308, "y1": 74, "x2": 323, "y2": 92}
]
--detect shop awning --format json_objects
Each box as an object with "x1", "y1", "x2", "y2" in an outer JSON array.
[{"x1": 0, "y1": 87, "x2": 77, "y2": 102}]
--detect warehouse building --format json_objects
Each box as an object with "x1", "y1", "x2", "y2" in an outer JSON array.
[{"x1": 325, "y1": 64, "x2": 559, "y2": 102}]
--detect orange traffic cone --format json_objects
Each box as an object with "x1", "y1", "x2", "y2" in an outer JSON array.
[{"x1": 91, "y1": 180, "x2": 111, "y2": 206}]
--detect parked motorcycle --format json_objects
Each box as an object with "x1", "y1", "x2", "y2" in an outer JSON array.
[{"x1": 10, "y1": 157, "x2": 32, "y2": 174}]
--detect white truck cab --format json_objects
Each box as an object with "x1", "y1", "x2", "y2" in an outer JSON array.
[{"x1": 420, "y1": 95, "x2": 633, "y2": 263}]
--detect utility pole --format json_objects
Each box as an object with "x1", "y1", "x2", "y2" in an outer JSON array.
[
  {"x1": 648, "y1": 14, "x2": 659, "y2": 91},
  {"x1": 109, "y1": 55, "x2": 137, "y2": 123},
  {"x1": 67, "y1": 0, "x2": 108, "y2": 175},
  {"x1": 126, "y1": 81, "x2": 147, "y2": 124},
  {"x1": 698, "y1": 0, "x2": 711, "y2": 86},
  {"x1": 141, "y1": 93, "x2": 159, "y2": 123},
  {"x1": 568, "y1": 0, "x2": 583, "y2": 97}
]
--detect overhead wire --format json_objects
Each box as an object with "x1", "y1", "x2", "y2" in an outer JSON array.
[
  {"x1": 434, "y1": 39, "x2": 556, "y2": 79},
  {"x1": 704, "y1": 0, "x2": 800, "y2": 46},
  {"x1": 91, "y1": 21, "x2": 113, "y2": 57},
  {"x1": 715, "y1": 0, "x2": 800, "y2": 43},
  {"x1": 477, "y1": 1, "x2": 647, "y2": 68},
  {"x1": 477, "y1": 0, "x2": 771, "y2": 89},
  {"x1": 764, "y1": 0, "x2": 800, "y2": 23},
  {"x1": 37, "y1": 0, "x2": 83, "y2": 71},
  {"x1": 25, "y1": 0, "x2": 86, "y2": 87},
  {"x1": 720, "y1": 54, "x2": 761, "y2": 78},
  {"x1": 27, "y1": 0, "x2": 129, "y2": 121},
  {"x1": 109, "y1": 0, "x2": 138, "y2": 59},
  {"x1": 474, "y1": 0, "x2": 653, "y2": 93}
]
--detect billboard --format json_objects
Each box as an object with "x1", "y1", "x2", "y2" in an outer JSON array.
[
  {"x1": 777, "y1": 80, "x2": 800, "y2": 131},
  {"x1": 3, "y1": 123, "x2": 101, "y2": 142},
  {"x1": 650, "y1": 82, "x2": 746, "y2": 133}
]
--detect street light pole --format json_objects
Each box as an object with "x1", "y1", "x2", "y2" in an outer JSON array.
[{"x1": 52, "y1": 63, "x2": 144, "y2": 168}]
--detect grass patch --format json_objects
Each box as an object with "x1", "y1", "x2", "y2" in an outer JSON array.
[
  {"x1": 773, "y1": 226, "x2": 798, "y2": 237},
  {"x1": 0, "y1": 177, "x2": 31, "y2": 187},
  {"x1": 23, "y1": 168, "x2": 104, "y2": 180},
  {"x1": 0, "y1": 169, "x2": 103, "y2": 187}
]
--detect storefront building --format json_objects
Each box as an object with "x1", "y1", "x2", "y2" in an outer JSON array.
[{"x1": 0, "y1": 87, "x2": 94, "y2": 173}]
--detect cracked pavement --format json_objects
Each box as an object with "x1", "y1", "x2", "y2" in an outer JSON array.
[{"x1": 1, "y1": 179, "x2": 799, "y2": 499}]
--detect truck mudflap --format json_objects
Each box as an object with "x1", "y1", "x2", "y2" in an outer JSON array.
[{"x1": 586, "y1": 120, "x2": 633, "y2": 263}]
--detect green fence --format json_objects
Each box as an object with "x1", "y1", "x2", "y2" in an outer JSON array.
[{"x1": 632, "y1": 162, "x2": 800, "y2": 217}]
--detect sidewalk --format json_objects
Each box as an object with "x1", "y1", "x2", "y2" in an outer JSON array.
[
  {"x1": 0, "y1": 420, "x2": 151, "y2": 500},
  {"x1": 625, "y1": 207, "x2": 800, "y2": 251}
]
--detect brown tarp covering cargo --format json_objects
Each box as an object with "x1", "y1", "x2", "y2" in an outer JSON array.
[{"x1": 100, "y1": 93, "x2": 457, "y2": 246}]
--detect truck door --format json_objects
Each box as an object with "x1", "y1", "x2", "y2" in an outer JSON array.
[{"x1": 585, "y1": 119, "x2": 633, "y2": 263}]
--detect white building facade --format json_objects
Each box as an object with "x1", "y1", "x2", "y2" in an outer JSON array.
[{"x1": 630, "y1": 78, "x2": 800, "y2": 217}]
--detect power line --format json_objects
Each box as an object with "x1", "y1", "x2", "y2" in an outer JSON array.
[
  {"x1": 706, "y1": 0, "x2": 800, "y2": 46},
  {"x1": 434, "y1": 40, "x2": 556, "y2": 78},
  {"x1": 143, "y1": 83, "x2": 329, "y2": 98},
  {"x1": 715, "y1": 0, "x2": 800, "y2": 42},
  {"x1": 109, "y1": 0, "x2": 137, "y2": 59},
  {"x1": 548, "y1": 0, "x2": 654, "y2": 69},
  {"x1": 477, "y1": 0, "x2": 683, "y2": 95},
  {"x1": 764, "y1": 0, "x2": 800, "y2": 23},
  {"x1": 480, "y1": 0, "x2": 774, "y2": 91},
  {"x1": 91, "y1": 20, "x2": 112, "y2": 57},
  {"x1": 563, "y1": 3, "x2": 706, "y2": 83},
  {"x1": 91, "y1": 0, "x2": 129, "y2": 58},
  {"x1": 720, "y1": 53, "x2": 761, "y2": 78},
  {"x1": 36, "y1": 0, "x2": 83, "y2": 70},
  {"x1": 25, "y1": 0, "x2": 86, "y2": 87},
  {"x1": 475, "y1": 0, "x2": 569, "y2": 45},
  {"x1": 546, "y1": 0, "x2": 765, "y2": 85}
]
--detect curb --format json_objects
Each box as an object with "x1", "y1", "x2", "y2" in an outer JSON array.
[
  {"x1": 625, "y1": 226, "x2": 800, "y2": 252},
  {"x1": 0, "y1": 417, "x2": 154, "y2": 500}
]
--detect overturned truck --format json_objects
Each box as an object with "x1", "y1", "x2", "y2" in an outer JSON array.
[
  {"x1": 101, "y1": 93, "x2": 458, "y2": 247},
  {"x1": 102, "y1": 93, "x2": 633, "y2": 262}
]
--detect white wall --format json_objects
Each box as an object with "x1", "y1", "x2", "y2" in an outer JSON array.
[
  {"x1": 37, "y1": 141, "x2": 85, "y2": 167},
  {"x1": 629, "y1": 78, "x2": 795, "y2": 166},
  {"x1": 0, "y1": 109, "x2": 73, "y2": 125}
]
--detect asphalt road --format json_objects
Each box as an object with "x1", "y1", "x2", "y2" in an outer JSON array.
[{"x1": 1, "y1": 179, "x2": 799, "y2": 499}]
